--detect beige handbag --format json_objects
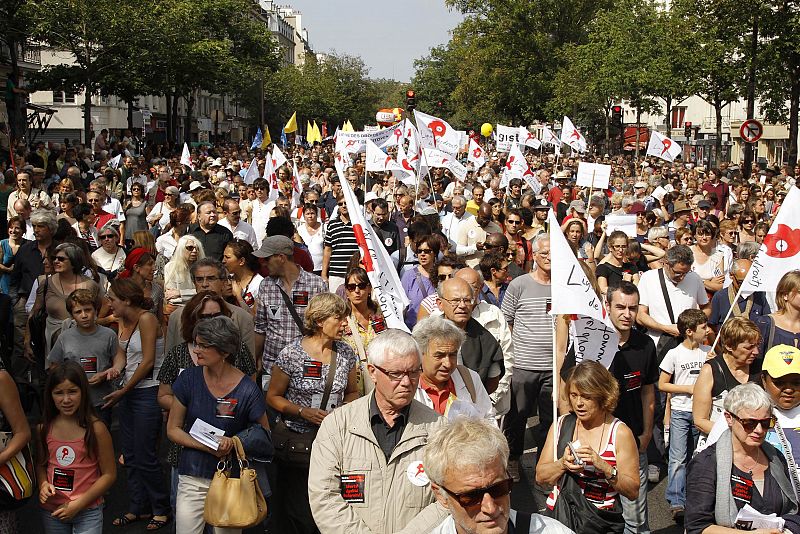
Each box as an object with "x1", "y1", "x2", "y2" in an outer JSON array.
[{"x1": 203, "y1": 436, "x2": 268, "y2": 528}]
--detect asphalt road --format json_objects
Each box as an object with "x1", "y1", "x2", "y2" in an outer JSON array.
[{"x1": 15, "y1": 422, "x2": 685, "y2": 534}]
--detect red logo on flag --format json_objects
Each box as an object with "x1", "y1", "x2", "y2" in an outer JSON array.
[
  {"x1": 473, "y1": 148, "x2": 482, "y2": 158},
  {"x1": 570, "y1": 129, "x2": 581, "y2": 140},
  {"x1": 763, "y1": 224, "x2": 800, "y2": 258},
  {"x1": 352, "y1": 224, "x2": 374, "y2": 271},
  {"x1": 429, "y1": 120, "x2": 447, "y2": 146},
  {"x1": 661, "y1": 139, "x2": 672, "y2": 156},
  {"x1": 505, "y1": 156, "x2": 515, "y2": 170}
]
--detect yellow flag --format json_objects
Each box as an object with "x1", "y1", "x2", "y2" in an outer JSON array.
[
  {"x1": 312, "y1": 121, "x2": 322, "y2": 143},
  {"x1": 343, "y1": 120, "x2": 354, "y2": 132},
  {"x1": 284, "y1": 112, "x2": 298, "y2": 133},
  {"x1": 260, "y1": 125, "x2": 272, "y2": 149}
]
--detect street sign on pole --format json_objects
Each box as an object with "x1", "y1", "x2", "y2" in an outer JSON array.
[{"x1": 740, "y1": 119, "x2": 763, "y2": 144}]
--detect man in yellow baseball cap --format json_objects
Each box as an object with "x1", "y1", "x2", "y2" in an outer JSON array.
[{"x1": 762, "y1": 344, "x2": 800, "y2": 486}]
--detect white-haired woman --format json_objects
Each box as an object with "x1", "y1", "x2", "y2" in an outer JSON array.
[
  {"x1": 163, "y1": 235, "x2": 204, "y2": 315},
  {"x1": 267, "y1": 293, "x2": 358, "y2": 534},
  {"x1": 685, "y1": 383, "x2": 798, "y2": 534}
]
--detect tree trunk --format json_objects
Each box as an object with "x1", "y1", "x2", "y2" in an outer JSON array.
[
  {"x1": 165, "y1": 92, "x2": 173, "y2": 145},
  {"x1": 665, "y1": 96, "x2": 673, "y2": 139},
  {"x1": 127, "y1": 99, "x2": 134, "y2": 131},
  {"x1": 789, "y1": 73, "x2": 799, "y2": 167},
  {"x1": 715, "y1": 102, "x2": 723, "y2": 166},
  {"x1": 184, "y1": 92, "x2": 195, "y2": 146},
  {"x1": 171, "y1": 95, "x2": 179, "y2": 146},
  {"x1": 635, "y1": 103, "x2": 642, "y2": 160},
  {"x1": 604, "y1": 103, "x2": 611, "y2": 156},
  {"x1": 84, "y1": 89, "x2": 92, "y2": 148}
]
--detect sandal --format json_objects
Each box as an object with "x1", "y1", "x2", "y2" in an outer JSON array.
[
  {"x1": 112, "y1": 513, "x2": 151, "y2": 527},
  {"x1": 146, "y1": 516, "x2": 171, "y2": 531}
]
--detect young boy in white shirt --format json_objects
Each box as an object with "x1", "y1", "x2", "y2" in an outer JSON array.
[{"x1": 658, "y1": 308, "x2": 711, "y2": 521}]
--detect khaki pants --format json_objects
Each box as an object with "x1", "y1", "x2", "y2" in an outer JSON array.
[{"x1": 176, "y1": 475, "x2": 241, "y2": 534}]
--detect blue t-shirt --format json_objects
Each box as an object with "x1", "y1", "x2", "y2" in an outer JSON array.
[{"x1": 172, "y1": 366, "x2": 266, "y2": 479}]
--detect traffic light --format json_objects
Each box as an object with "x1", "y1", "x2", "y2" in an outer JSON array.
[
  {"x1": 406, "y1": 90, "x2": 416, "y2": 112},
  {"x1": 684, "y1": 121, "x2": 692, "y2": 139},
  {"x1": 611, "y1": 105, "x2": 623, "y2": 128}
]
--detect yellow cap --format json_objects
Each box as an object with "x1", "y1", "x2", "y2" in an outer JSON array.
[{"x1": 763, "y1": 344, "x2": 800, "y2": 378}]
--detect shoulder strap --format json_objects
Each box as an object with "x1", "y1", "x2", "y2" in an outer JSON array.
[
  {"x1": 512, "y1": 511, "x2": 531, "y2": 533},
  {"x1": 658, "y1": 268, "x2": 676, "y2": 324},
  {"x1": 277, "y1": 285, "x2": 304, "y2": 331},
  {"x1": 456, "y1": 365, "x2": 477, "y2": 403},
  {"x1": 773, "y1": 422, "x2": 800, "y2": 499},
  {"x1": 768, "y1": 313, "x2": 777, "y2": 350},
  {"x1": 318, "y1": 347, "x2": 338, "y2": 410},
  {"x1": 556, "y1": 412, "x2": 578, "y2": 458}
]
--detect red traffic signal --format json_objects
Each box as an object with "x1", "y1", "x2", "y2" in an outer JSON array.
[
  {"x1": 612, "y1": 105, "x2": 622, "y2": 113},
  {"x1": 406, "y1": 90, "x2": 415, "y2": 99}
]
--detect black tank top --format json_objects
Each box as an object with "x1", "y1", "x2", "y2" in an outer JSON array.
[{"x1": 708, "y1": 356, "x2": 762, "y2": 398}]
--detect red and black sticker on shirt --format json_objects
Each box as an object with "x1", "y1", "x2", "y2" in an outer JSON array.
[
  {"x1": 215, "y1": 397, "x2": 239, "y2": 419},
  {"x1": 302, "y1": 360, "x2": 323, "y2": 380},
  {"x1": 53, "y1": 468, "x2": 75, "y2": 492},
  {"x1": 293, "y1": 291, "x2": 309, "y2": 306},
  {"x1": 80, "y1": 356, "x2": 98, "y2": 374},
  {"x1": 731, "y1": 472, "x2": 754, "y2": 504},
  {"x1": 623, "y1": 371, "x2": 642, "y2": 392},
  {"x1": 371, "y1": 316, "x2": 387, "y2": 334},
  {"x1": 243, "y1": 292, "x2": 255, "y2": 307},
  {"x1": 340, "y1": 474, "x2": 366, "y2": 503}
]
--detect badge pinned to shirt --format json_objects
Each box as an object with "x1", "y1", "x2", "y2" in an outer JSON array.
[
  {"x1": 371, "y1": 316, "x2": 387, "y2": 334},
  {"x1": 731, "y1": 472, "x2": 754, "y2": 504},
  {"x1": 267, "y1": 305, "x2": 281, "y2": 319},
  {"x1": 624, "y1": 370, "x2": 642, "y2": 392},
  {"x1": 407, "y1": 460, "x2": 430, "y2": 487},
  {"x1": 293, "y1": 291, "x2": 309, "y2": 306},
  {"x1": 52, "y1": 468, "x2": 75, "y2": 492},
  {"x1": 340, "y1": 474, "x2": 366, "y2": 503},
  {"x1": 215, "y1": 397, "x2": 239, "y2": 419},
  {"x1": 80, "y1": 356, "x2": 98, "y2": 374},
  {"x1": 302, "y1": 360, "x2": 323, "y2": 380}
]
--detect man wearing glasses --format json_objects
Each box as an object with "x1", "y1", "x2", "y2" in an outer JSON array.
[
  {"x1": 309, "y1": 330, "x2": 448, "y2": 534},
  {"x1": 424, "y1": 419, "x2": 573, "y2": 534}
]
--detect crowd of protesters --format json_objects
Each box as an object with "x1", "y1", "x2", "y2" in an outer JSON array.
[{"x1": 0, "y1": 129, "x2": 798, "y2": 534}]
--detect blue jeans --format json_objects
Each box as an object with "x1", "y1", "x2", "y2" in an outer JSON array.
[
  {"x1": 665, "y1": 409, "x2": 699, "y2": 508},
  {"x1": 40, "y1": 505, "x2": 103, "y2": 534},
  {"x1": 621, "y1": 451, "x2": 650, "y2": 534},
  {"x1": 118, "y1": 386, "x2": 170, "y2": 517}
]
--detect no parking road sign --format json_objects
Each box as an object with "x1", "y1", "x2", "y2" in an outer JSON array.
[{"x1": 740, "y1": 119, "x2": 763, "y2": 144}]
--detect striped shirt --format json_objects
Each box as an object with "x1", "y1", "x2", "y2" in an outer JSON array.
[
  {"x1": 501, "y1": 274, "x2": 552, "y2": 370},
  {"x1": 324, "y1": 218, "x2": 359, "y2": 277}
]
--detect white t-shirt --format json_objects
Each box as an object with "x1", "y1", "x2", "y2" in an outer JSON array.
[
  {"x1": 659, "y1": 343, "x2": 711, "y2": 412},
  {"x1": 638, "y1": 268, "x2": 709, "y2": 345}
]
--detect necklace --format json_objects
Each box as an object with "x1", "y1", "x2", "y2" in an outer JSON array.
[{"x1": 739, "y1": 447, "x2": 763, "y2": 474}]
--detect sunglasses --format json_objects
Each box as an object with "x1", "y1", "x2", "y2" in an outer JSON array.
[
  {"x1": 185, "y1": 245, "x2": 197, "y2": 252},
  {"x1": 164, "y1": 193, "x2": 175, "y2": 197},
  {"x1": 338, "y1": 202, "x2": 346, "y2": 207},
  {"x1": 742, "y1": 219, "x2": 755, "y2": 224},
  {"x1": 52, "y1": 256, "x2": 68, "y2": 263},
  {"x1": 416, "y1": 248, "x2": 434, "y2": 255},
  {"x1": 437, "y1": 273, "x2": 454, "y2": 282},
  {"x1": 255, "y1": 186, "x2": 267, "y2": 191},
  {"x1": 506, "y1": 219, "x2": 522, "y2": 226},
  {"x1": 730, "y1": 413, "x2": 774, "y2": 432},
  {"x1": 345, "y1": 282, "x2": 369, "y2": 291},
  {"x1": 100, "y1": 234, "x2": 116, "y2": 240},
  {"x1": 441, "y1": 477, "x2": 514, "y2": 510}
]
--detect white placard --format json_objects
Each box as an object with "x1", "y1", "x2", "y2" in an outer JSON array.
[
  {"x1": 605, "y1": 214, "x2": 637, "y2": 237},
  {"x1": 571, "y1": 316, "x2": 620, "y2": 369},
  {"x1": 495, "y1": 125, "x2": 520, "y2": 152},
  {"x1": 189, "y1": 418, "x2": 225, "y2": 451},
  {"x1": 651, "y1": 186, "x2": 667, "y2": 202},
  {"x1": 576, "y1": 162, "x2": 611, "y2": 189}
]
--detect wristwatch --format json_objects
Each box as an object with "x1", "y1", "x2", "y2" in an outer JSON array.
[
  {"x1": 298, "y1": 407, "x2": 304, "y2": 418},
  {"x1": 608, "y1": 466, "x2": 618, "y2": 484}
]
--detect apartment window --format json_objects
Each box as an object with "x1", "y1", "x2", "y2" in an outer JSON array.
[
  {"x1": 64, "y1": 91, "x2": 75, "y2": 103},
  {"x1": 671, "y1": 107, "x2": 687, "y2": 129},
  {"x1": 52, "y1": 91, "x2": 63, "y2": 103}
]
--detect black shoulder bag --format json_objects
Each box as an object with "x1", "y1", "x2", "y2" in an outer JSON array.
[
  {"x1": 655, "y1": 269, "x2": 681, "y2": 363},
  {"x1": 28, "y1": 275, "x2": 50, "y2": 362}
]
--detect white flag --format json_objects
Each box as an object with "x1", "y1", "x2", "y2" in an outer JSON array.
[
  {"x1": 467, "y1": 138, "x2": 486, "y2": 172},
  {"x1": 291, "y1": 160, "x2": 302, "y2": 208},
  {"x1": 378, "y1": 122, "x2": 405, "y2": 149},
  {"x1": 340, "y1": 179, "x2": 410, "y2": 331},
  {"x1": 519, "y1": 127, "x2": 542, "y2": 149},
  {"x1": 242, "y1": 157, "x2": 260, "y2": 185},
  {"x1": 109, "y1": 154, "x2": 122, "y2": 169},
  {"x1": 541, "y1": 125, "x2": 562, "y2": 149},
  {"x1": 414, "y1": 110, "x2": 461, "y2": 156},
  {"x1": 740, "y1": 186, "x2": 800, "y2": 297},
  {"x1": 180, "y1": 143, "x2": 193, "y2": 170},
  {"x1": 495, "y1": 124, "x2": 520, "y2": 152},
  {"x1": 504, "y1": 143, "x2": 539, "y2": 194},
  {"x1": 646, "y1": 131, "x2": 682, "y2": 162},
  {"x1": 560, "y1": 116, "x2": 587, "y2": 153},
  {"x1": 263, "y1": 153, "x2": 279, "y2": 201},
  {"x1": 271, "y1": 145, "x2": 288, "y2": 170},
  {"x1": 365, "y1": 139, "x2": 403, "y2": 173}
]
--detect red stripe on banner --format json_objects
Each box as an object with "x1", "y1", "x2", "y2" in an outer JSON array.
[{"x1": 352, "y1": 224, "x2": 374, "y2": 272}]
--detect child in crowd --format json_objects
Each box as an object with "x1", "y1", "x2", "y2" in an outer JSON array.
[
  {"x1": 46, "y1": 289, "x2": 122, "y2": 426},
  {"x1": 658, "y1": 308, "x2": 711, "y2": 521},
  {"x1": 36, "y1": 361, "x2": 116, "y2": 534}
]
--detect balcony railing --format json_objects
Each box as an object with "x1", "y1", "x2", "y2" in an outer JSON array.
[{"x1": 0, "y1": 40, "x2": 41, "y2": 68}]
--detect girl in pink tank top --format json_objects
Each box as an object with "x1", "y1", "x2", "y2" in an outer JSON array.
[{"x1": 36, "y1": 362, "x2": 116, "y2": 533}]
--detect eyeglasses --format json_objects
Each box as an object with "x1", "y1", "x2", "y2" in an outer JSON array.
[
  {"x1": 506, "y1": 219, "x2": 522, "y2": 226},
  {"x1": 609, "y1": 244, "x2": 627, "y2": 250},
  {"x1": 255, "y1": 186, "x2": 267, "y2": 191},
  {"x1": 164, "y1": 193, "x2": 175, "y2": 197},
  {"x1": 193, "y1": 276, "x2": 220, "y2": 283},
  {"x1": 441, "y1": 297, "x2": 472, "y2": 307},
  {"x1": 337, "y1": 202, "x2": 346, "y2": 207},
  {"x1": 52, "y1": 256, "x2": 68, "y2": 263},
  {"x1": 100, "y1": 234, "x2": 116, "y2": 240},
  {"x1": 416, "y1": 247, "x2": 434, "y2": 255},
  {"x1": 440, "y1": 477, "x2": 514, "y2": 510},
  {"x1": 729, "y1": 413, "x2": 774, "y2": 432},
  {"x1": 194, "y1": 341, "x2": 214, "y2": 351},
  {"x1": 185, "y1": 246, "x2": 197, "y2": 252},
  {"x1": 345, "y1": 282, "x2": 369, "y2": 291},
  {"x1": 742, "y1": 219, "x2": 755, "y2": 224},
  {"x1": 437, "y1": 273, "x2": 455, "y2": 282},
  {"x1": 373, "y1": 364, "x2": 422, "y2": 382}
]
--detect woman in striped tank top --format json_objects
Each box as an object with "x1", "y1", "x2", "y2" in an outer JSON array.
[{"x1": 537, "y1": 362, "x2": 639, "y2": 533}]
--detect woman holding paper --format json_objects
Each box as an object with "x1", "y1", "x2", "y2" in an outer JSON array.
[
  {"x1": 685, "y1": 383, "x2": 797, "y2": 534},
  {"x1": 691, "y1": 220, "x2": 725, "y2": 296},
  {"x1": 267, "y1": 293, "x2": 358, "y2": 534},
  {"x1": 166, "y1": 315, "x2": 268, "y2": 534}
]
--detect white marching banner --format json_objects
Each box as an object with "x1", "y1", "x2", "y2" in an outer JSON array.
[
  {"x1": 467, "y1": 138, "x2": 486, "y2": 172},
  {"x1": 740, "y1": 186, "x2": 800, "y2": 297},
  {"x1": 422, "y1": 148, "x2": 467, "y2": 181},
  {"x1": 180, "y1": 143, "x2": 194, "y2": 170},
  {"x1": 366, "y1": 139, "x2": 404, "y2": 173},
  {"x1": 271, "y1": 145, "x2": 288, "y2": 170},
  {"x1": 549, "y1": 210, "x2": 619, "y2": 368},
  {"x1": 495, "y1": 124, "x2": 521, "y2": 152},
  {"x1": 646, "y1": 130, "x2": 682, "y2": 163},
  {"x1": 541, "y1": 125, "x2": 562, "y2": 149},
  {"x1": 340, "y1": 178, "x2": 410, "y2": 332},
  {"x1": 263, "y1": 152, "x2": 279, "y2": 201},
  {"x1": 414, "y1": 110, "x2": 461, "y2": 156},
  {"x1": 395, "y1": 143, "x2": 418, "y2": 185},
  {"x1": 519, "y1": 127, "x2": 542, "y2": 149},
  {"x1": 242, "y1": 157, "x2": 260, "y2": 185},
  {"x1": 576, "y1": 161, "x2": 612, "y2": 190},
  {"x1": 335, "y1": 123, "x2": 403, "y2": 154},
  {"x1": 560, "y1": 116, "x2": 587, "y2": 153}
]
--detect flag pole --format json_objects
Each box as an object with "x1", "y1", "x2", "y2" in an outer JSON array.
[{"x1": 552, "y1": 314, "x2": 559, "y2": 462}]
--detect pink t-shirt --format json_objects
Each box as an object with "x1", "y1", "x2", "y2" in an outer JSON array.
[{"x1": 43, "y1": 431, "x2": 102, "y2": 511}]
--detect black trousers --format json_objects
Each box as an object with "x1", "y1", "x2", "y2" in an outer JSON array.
[
  {"x1": 502, "y1": 368, "x2": 554, "y2": 458},
  {"x1": 272, "y1": 459, "x2": 320, "y2": 534}
]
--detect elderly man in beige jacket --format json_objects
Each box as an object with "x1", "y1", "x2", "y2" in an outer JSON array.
[{"x1": 309, "y1": 329, "x2": 447, "y2": 534}]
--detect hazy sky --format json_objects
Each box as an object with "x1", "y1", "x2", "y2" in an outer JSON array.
[{"x1": 284, "y1": 1, "x2": 464, "y2": 82}]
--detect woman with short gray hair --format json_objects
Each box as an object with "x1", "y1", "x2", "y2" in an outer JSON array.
[
  {"x1": 166, "y1": 314, "x2": 268, "y2": 534},
  {"x1": 685, "y1": 382, "x2": 797, "y2": 533}
]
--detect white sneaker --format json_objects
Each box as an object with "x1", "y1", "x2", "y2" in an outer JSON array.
[
  {"x1": 508, "y1": 459, "x2": 521, "y2": 482},
  {"x1": 647, "y1": 464, "x2": 660, "y2": 483}
]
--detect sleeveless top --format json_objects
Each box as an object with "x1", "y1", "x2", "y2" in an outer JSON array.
[
  {"x1": 707, "y1": 357, "x2": 761, "y2": 423},
  {"x1": 43, "y1": 430, "x2": 102, "y2": 511},
  {"x1": 547, "y1": 415, "x2": 623, "y2": 511},
  {"x1": 123, "y1": 321, "x2": 165, "y2": 389}
]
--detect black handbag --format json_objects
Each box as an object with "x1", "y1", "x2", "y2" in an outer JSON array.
[
  {"x1": 27, "y1": 276, "x2": 49, "y2": 361},
  {"x1": 548, "y1": 413, "x2": 625, "y2": 534}
]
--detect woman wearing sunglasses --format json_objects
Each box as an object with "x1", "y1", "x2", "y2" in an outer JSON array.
[
  {"x1": 163, "y1": 235, "x2": 205, "y2": 315},
  {"x1": 537, "y1": 361, "x2": 638, "y2": 533},
  {"x1": 341, "y1": 267, "x2": 386, "y2": 396},
  {"x1": 685, "y1": 383, "x2": 798, "y2": 533},
  {"x1": 738, "y1": 210, "x2": 758, "y2": 244},
  {"x1": 401, "y1": 235, "x2": 441, "y2": 330}
]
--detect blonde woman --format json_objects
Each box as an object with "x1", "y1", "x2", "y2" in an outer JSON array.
[{"x1": 163, "y1": 235, "x2": 205, "y2": 316}]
